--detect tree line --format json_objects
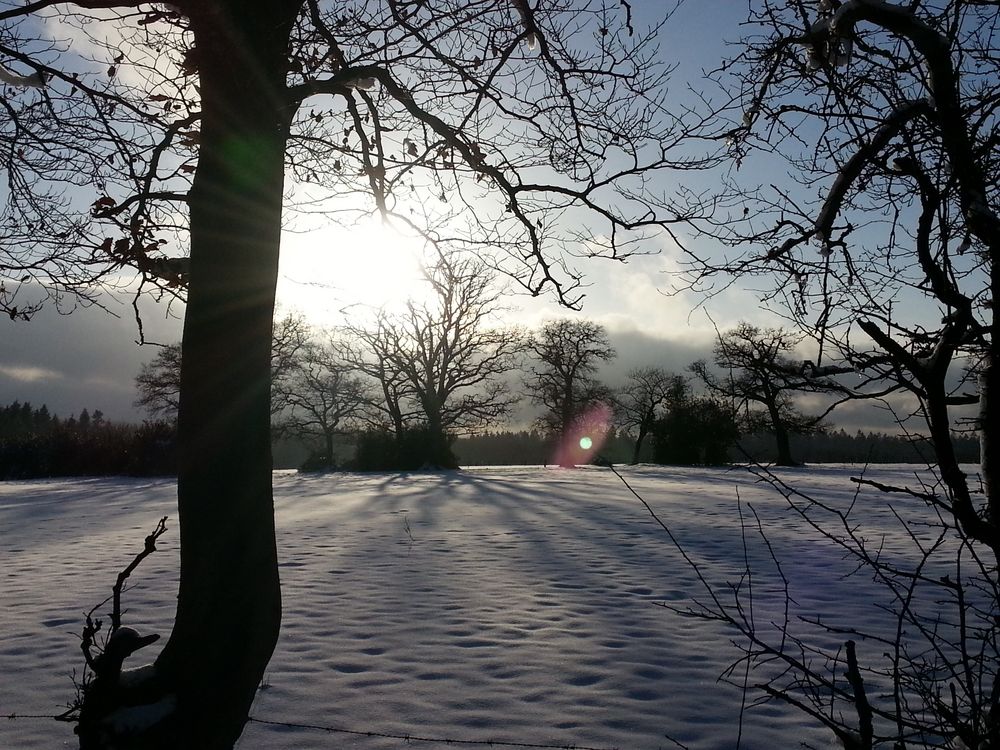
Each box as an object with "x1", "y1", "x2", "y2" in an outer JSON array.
[
  {"x1": 128, "y1": 252, "x2": 950, "y2": 472},
  {"x1": 3, "y1": 396, "x2": 973, "y2": 477},
  {"x1": 454, "y1": 429, "x2": 981, "y2": 466},
  {"x1": 0, "y1": 401, "x2": 174, "y2": 479},
  {"x1": 5, "y1": 252, "x2": 976, "y2": 479}
]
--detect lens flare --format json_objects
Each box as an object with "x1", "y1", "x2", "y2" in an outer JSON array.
[{"x1": 551, "y1": 402, "x2": 612, "y2": 467}]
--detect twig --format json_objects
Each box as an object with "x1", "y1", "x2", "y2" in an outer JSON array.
[
  {"x1": 111, "y1": 516, "x2": 168, "y2": 632},
  {"x1": 844, "y1": 640, "x2": 874, "y2": 749}
]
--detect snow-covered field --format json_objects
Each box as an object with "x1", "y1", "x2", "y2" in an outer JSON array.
[{"x1": 0, "y1": 464, "x2": 950, "y2": 749}]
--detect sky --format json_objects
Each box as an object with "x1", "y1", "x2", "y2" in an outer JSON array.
[{"x1": 0, "y1": 1, "x2": 912, "y2": 433}]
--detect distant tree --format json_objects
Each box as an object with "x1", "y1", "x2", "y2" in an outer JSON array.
[
  {"x1": 615, "y1": 367, "x2": 688, "y2": 464},
  {"x1": 733, "y1": 427, "x2": 981, "y2": 465},
  {"x1": 269, "y1": 312, "x2": 312, "y2": 401},
  {"x1": 651, "y1": 396, "x2": 739, "y2": 466},
  {"x1": 527, "y1": 319, "x2": 616, "y2": 465},
  {"x1": 134, "y1": 345, "x2": 184, "y2": 422},
  {"x1": 0, "y1": 402, "x2": 21, "y2": 437},
  {"x1": 690, "y1": 323, "x2": 829, "y2": 466},
  {"x1": 341, "y1": 317, "x2": 420, "y2": 437},
  {"x1": 0, "y1": 412, "x2": 176, "y2": 479},
  {"x1": 134, "y1": 313, "x2": 311, "y2": 422},
  {"x1": 346, "y1": 252, "x2": 524, "y2": 468},
  {"x1": 33, "y1": 404, "x2": 52, "y2": 431},
  {"x1": 276, "y1": 339, "x2": 369, "y2": 469},
  {"x1": 0, "y1": 401, "x2": 55, "y2": 437}
]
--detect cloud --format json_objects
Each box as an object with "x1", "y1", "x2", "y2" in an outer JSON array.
[
  {"x1": 598, "y1": 328, "x2": 714, "y2": 386},
  {"x1": 0, "y1": 291, "x2": 182, "y2": 421},
  {"x1": 507, "y1": 249, "x2": 786, "y2": 347},
  {"x1": 0, "y1": 365, "x2": 64, "y2": 383}
]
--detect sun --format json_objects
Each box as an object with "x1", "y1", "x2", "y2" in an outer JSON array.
[{"x1": 277, "y1": 216, "x2": 429, "y2": 327}]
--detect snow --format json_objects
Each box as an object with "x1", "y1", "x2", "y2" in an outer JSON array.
[
  {"x1": 0, "y1": 464, "x2": 954, "y2": 749},
  {"x1": 0, "y1": 64, "x2": 46, "y2": 88},
  {"x1": 346, "y1": 76, "x2": 376, "y2": 90}
]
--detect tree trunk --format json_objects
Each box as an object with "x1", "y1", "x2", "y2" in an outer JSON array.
[
  {"x1": 325, "y1": 430, "x2": 335, "y2": 468},
  {"x1": 422, "y1": 396, "x2": 457, "y2": 469},
  {"x1": 631, "y1": 423, "x2": 649, "y2": 465},
  {"x1": 560, "y1": 382, "x2": 575, "y2": 436},
  {"x1": 80, "y1": 5, "x2": 300, "y2": 748},
  {"x1": 557, "y1": 383, "x2": 576, "y2": 467},
  {"x1": 767, "y1": 402, "x2": 795, "y2": 466},
  {"x1": 381, "y1": 377, "x2": 405, "y2": 436}
]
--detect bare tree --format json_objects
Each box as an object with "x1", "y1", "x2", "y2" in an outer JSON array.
[
  {"x1": 134, "y1": 345, "x2": 182, "y2": 421},
  {"x1": 673, "y1": 1, "x2": 1000, "y2": 745},
  {"x1": 614, "y1": 366, "x2": 687, "y2": 465},
  {"x1": 340, "y1": 316, "x2": 420, "y2": 436},
  {"x1": 269, "y1": 312, "x2": 312, "y2": 401},
  {"x1": 133, "y1": 312, "x2": 311, "y2": 422},
  {"x1": 0, "y1": 3, "x2": 197, "y2": 326},
  {"x1": 346, "y1": 251, "x2": 524, "y2": 467},
  {"x1": 690, "y1": 323, "x2": 831, "y2": 467},
  {"x1": 527, "y1": 319, "x2": 616, "y2": 465},
  {"x1": 0, "y1": 2, "x2": 701, "y2": 744},
  {"x1": 275, "y1": 338, "x2": 369, "y2": 468}
]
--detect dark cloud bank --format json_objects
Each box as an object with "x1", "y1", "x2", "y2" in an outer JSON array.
[
  {"x1": 0, "y1": 298, "x2": 182, "y2": 422},
  {"x1": 1, "y1": 304, "x2": 926, "y2": 435}
]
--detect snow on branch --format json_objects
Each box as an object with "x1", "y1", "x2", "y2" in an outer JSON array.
[
  {"x1": 0, "y1": 62, "x2": 46, "y2": 88},
  {"x1": 512, "y1": 0, "x2": 539, "y2": 51}
]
